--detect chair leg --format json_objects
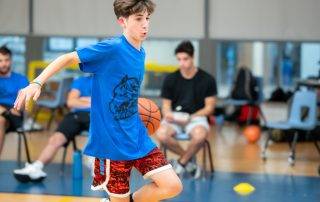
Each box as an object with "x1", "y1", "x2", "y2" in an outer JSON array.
[
  {"x1": 20, "y1": 132, "x2": 31, "y2": 163},
  {"x1": 288, "y1": 131, "x2": 298, "y2": 166},
  {"x1": 258, "y1": 106, "x2": 267, "y2": 125},
  {"x1": 160, "y1": 144, "x2": 167, "y2": 159},
  {"x1": 205, "y1": 140, "x2": 214, "y2": 173},
  {"x1": 47, "y1": 108, "x2": 56, "y2": 130},
  {"x1": 261, "y1": 129, "x2": 272, "y2": 161},
  {"x1": 246, "y1": 105, "x2": 253, "y2": 125},
  {"x1": 31, "y1": 107, "x2": 41, "y2": 130},
  {"x1": 206, "y1": 141, "x2": 214, "y2": 173},
  {"x1": 314, "y1": 141, "x2": 320, "y2": 156},
  {"x1": 72, "y1": 138, "x2": 78, "y2": 151},
  {"x1": 17, "y1": 133, "x2": 22, "y2": 165},
  {"x1": 202, "y1": 141, "x2": 207, "y2": 172},
  {"x1": 61, "y1": 145, "x2": 68, "y2": 173}
]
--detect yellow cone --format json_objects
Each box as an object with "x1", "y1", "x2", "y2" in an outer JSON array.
[{"x1": 233, "y1": 182, "x2": 255, "y2": 196}]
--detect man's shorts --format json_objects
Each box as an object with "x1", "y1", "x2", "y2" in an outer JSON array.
[
  {"x1": 162, "y1": 116, "x2": 209, "y2": 135},
  {"x1": 90, "y1": 147, "x2": 172, "y2": 198},
  {"x1": 1, "y1": 109, "x2": 23, "y2": 133},
  {"x1": 56, "y1": 111, "x2": 90, "y2": 143}
]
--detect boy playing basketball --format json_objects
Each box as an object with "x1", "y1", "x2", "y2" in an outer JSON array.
[{"x1": 14, "y1": 0, "x2": 182, "y2": 202}]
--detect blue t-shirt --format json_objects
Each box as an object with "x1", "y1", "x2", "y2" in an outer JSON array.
[
  {"x1": 76, "y1": 35, "x2": 156, "y2": 160},
  {"x1": 70, "y1": 76, "x2": 93, "y2": 112},
  {"x1": 0, "y1": 72, "x2": 29, "y2": 107}
]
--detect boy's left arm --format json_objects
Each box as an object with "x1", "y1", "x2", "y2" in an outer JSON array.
[{"x1": 190, "y1": 96, "x2": 216, "y2": 119}]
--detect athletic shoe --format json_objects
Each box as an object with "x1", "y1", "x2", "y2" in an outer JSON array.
[
  {"x1": 186, "y1": 161, "x2": 202, "y2": 179},
  {"x1": 13, "y1": 163, "x2": 47, "y2": 183},
  {"x1": 172, "y1": 159, "x2": 185, "y2": 175}
]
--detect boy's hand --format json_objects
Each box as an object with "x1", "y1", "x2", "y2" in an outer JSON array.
[
  {"x1": 14, "y1": 83, "x2": 42, "y2": 110},
  {"x1": 164, "y1": 112, "x2": 174, "y2": 123},
  {"x1": 10, "y1": 108, "x2": 21, "y2": 116}
]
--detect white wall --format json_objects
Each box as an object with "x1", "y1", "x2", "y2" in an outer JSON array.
[
  {"x1": 33, "y1": 0, "x2": 205, "y2": 38},
  {"x1": 149, "y1": 0, "x2": 204, "y2": 38},
  {"x1": 34, "y1": 0, "x2": 121, "y2": 36},
  {"x1": 0, "y1": 0, "x2": 29, "y2": 34},
  {"x1": 210, "y1": 0, "x2": 320, "y2": 41}
]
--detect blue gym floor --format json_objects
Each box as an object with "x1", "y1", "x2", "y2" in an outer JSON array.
[{"x1": 0, "y1": 161, "x2": 319, "y2": 202}]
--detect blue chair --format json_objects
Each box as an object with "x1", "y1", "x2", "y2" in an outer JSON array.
[
  {"x1": 32, "y1": 77, "x2": 73, "y2": 129},
  {"x1": 261, "y1": 90, "x2": 319, "y2": 166},
  {"x1": 162, "y1": 132, "x2": 214, "y2": 176}
]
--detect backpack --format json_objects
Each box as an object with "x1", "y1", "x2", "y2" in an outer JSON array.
[
  {"x1": 231, "y1": 67, "x2": 258, "y2": 101},
  {"x1": 269, "y1": 87, "x2": 293, "y2": 102}
]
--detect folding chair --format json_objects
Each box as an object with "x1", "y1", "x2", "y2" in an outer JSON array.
[{"x1": 261, "y1": 90, "x2": 319, "y2": 166}]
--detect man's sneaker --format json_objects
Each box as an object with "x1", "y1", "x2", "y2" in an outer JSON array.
[
  {"x1": 91, "y1": 158, "x2": 107, "y2": 191},
  {"x1": 186, "y1": 162, "x2": 202, "y2": 179},
  {"x1": 13, "y1": 163, "x2": 47, "y2": 183},
  {"x1": 172, "y1": 159, "x2": 185, "y2": 175}
]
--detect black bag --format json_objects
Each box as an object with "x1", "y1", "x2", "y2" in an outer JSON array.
[
  {"x1": 269, "y1": 87, "x2": 293, "y2": 102},
  {"x1": 231, "y1": 67, "x2": 258, "y2": 101}
]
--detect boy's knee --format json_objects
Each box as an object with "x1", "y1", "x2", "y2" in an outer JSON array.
[
  {"x1": 165, "y1": 177, "x2": 183, "y2": 197},
  {"x1": 190, "y1": 126, "x2": 208, "y2": 142},
  {"x1": 48, "y1": 133, "x2": 67, "y2": 148},
  {"x1": 156, "y1": 125, "x2": 174, "y2": 144},
  {"x1": 0, "y1": 116, "x2": 6, "y2": 125}
]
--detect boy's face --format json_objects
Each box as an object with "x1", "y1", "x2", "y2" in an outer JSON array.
[
  {"x1": 119, "y1": 10, "x2": 150, "y2": 42},
  {"x1": 0, "y1": 53, "x2": 11, "y2": 76},
  {"x1": 176, "y1": 52, "x2": 194, "y2": 71}
]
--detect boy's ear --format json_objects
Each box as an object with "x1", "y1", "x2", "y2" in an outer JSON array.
[{"x1": 117, "y1": 17, "x2": 127, "y2": 28}]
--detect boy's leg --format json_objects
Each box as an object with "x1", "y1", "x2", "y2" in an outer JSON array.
[
  {"x1": 37, "y1": 132, "x2": 68, "y2": 164},
  {"x1": 38, "y1": 112, "x2": 83, "y2": 164},
  {"x1": 133, "y1": 168, "x2": 182, "y2": 202},
  {"x1": 179, "y1": 126, "x2": 208, "y2": 165},
  {"x1": 133, "y1": 148, "x2": 183, "y2": 202},
  {"x1": 0, "y1": 109, "x2": 21, "y2": 156},
  {"x1": 179, "y1": 117, "x2": 209, "y2": 165},
  {"x1": 0, "y1": 116, "x2": 7, "y2": 155},
  {"x1": 156, "y1": 123, "x2": 185, "y2": 156},
  {"x1": 91, "y1": 159, "x2": 133, "y2": 202}
]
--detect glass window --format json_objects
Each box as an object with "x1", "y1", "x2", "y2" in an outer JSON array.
[
  {"x1": 215, "y1": 41, "x2": 304, "y2": 99},
  {"x1": 76, "y1": 37, "x2": 99, "y2": 48}
]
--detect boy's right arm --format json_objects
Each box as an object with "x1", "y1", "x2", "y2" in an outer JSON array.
[
  {"x1": 14, "y1": 52, "x2": 80, "y2": 110},
  {"x1": 162, "y1": 99, "x2": 174, "y2": 122}
]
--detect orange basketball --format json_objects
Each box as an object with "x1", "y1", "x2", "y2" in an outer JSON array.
[
  {"x1": 138, "y1": 98, "x2": 161, "y2": 135},
  {"x1": 243, "y1": 125, "x2": 261, "y2": 144}
]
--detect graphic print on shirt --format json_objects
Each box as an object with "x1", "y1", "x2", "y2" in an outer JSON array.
[{"x1": 109, "y1": 75, "x2": 139, "y2": 120}]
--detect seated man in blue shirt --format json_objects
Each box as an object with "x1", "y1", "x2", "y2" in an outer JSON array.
[
  {"x1": 13, "y1": 75, "x2": 93, "y2": 182},
  {"x1": 0, "y1": 46, "x2": 29, "y2": 156}
]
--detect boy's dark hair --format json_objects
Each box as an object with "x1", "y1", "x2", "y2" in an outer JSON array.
[
  {"x1": 175, "y1": 41, "x2": 194, "y2": 57},
  {"x1": 114, "y1": 0, "x2": 156, "y2": 19},
  {"x1": 0, "y1": 46, "x2": 12, "y2": 57}
]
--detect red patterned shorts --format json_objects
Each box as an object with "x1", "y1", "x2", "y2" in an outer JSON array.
[{"x1": 91, "y1": 147, "x2": 172, "y2": 198}]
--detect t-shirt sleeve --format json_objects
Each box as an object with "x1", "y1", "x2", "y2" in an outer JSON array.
[
  {"x1": 161, "y1": 75, "x2": 174, "y2": 100},
  {"x1": 76, "y1": 40, "x2": 116, "y2": 73},
  {"x1": 71, "y1": 78, "x2": 82, "y2": 92},
  {"x1": 205, "y1": 76, "x2": 217, "y2": 98}
]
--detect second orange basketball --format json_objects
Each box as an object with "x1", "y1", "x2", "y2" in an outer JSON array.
[{"x1": 138, "y1": 98, "x2": 161, "y2": 135}]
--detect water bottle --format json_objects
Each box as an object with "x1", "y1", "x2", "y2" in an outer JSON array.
[{"x1": 72, "y1": 150, "x2": 83, "y2": 179}]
